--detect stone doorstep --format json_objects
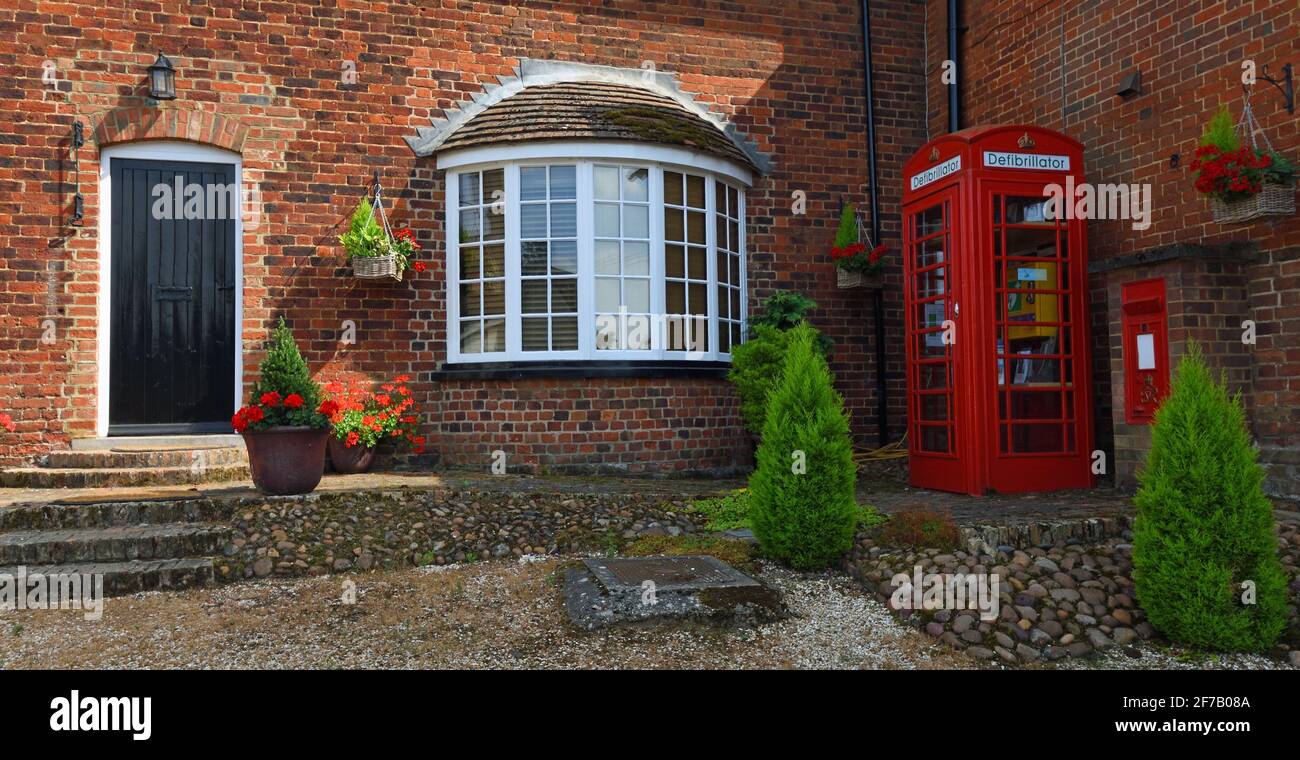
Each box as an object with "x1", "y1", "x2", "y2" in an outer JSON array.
[
  {"x1": 0, "y1": 522, "x2": 231, "y2": 565},
  {"x1": 0, "y1": 463, "x2": 250, "y2": 489},
  {"x1": 0, "y1": 558, "x2": 216, "y2": 597},
  {"x1": 69, "y1": 435, "x2": 245, "y2": 452},
  {"x1": 44, "y1": 447, "x2": 247, "y2": 469}
]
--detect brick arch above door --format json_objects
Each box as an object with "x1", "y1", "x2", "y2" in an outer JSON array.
[{"x1": 93, "y1": 106, "x2": 248, "y2": 153}]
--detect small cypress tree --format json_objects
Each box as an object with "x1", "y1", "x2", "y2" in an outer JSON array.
[
  {"x1": 748, "y1": 322, "x2": 858, "y2": 569},
  {"x1": 728, "y1": 324, "x2": 798, "y2": 437},
  {"x1": 253, "y1": 317, "x2": 321, "y2": 408},
  {"x1": 1133, "y1": 343, "x2": 1287, "y2": 652}
]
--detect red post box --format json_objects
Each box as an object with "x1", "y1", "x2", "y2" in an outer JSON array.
[
  {"x1": 901, "y1": 126, "x2": 1095, "y2": 495},
  {"x1": 1120, "y1": 278, "x2": 1168, "y2": 424}
]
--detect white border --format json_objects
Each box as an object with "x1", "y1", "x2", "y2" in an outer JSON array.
[
  {"x1": 444, "y1": 148, "x2": 747, "y2": 365},
  {"x1": 96, "y1": 141, "x2": 244, "y2": 437}
]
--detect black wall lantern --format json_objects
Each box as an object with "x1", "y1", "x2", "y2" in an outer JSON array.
[{"x1": 147, "y1": 52, "x2": 176, "y2": 100}]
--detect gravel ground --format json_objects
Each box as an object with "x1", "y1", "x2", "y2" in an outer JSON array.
[{"x1": 1, "y1": 557, "x2": 1289, "y2": 670}]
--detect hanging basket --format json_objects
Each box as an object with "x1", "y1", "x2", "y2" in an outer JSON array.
[
  {"x1": 837, "y1": 268, "x2": 864, "y2": 288},
  {"x1": 1210, "y1": 181, "x2": 1296, "y2": 224},
  {"x1": 352, "y1": 254, "x2": 402, "y2": 282}
]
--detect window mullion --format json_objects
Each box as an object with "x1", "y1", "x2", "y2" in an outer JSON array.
[
  {"x1": 650, "y1": 165, "x2": 665, "y2": 357},
  {"x1": 504, "y1": 164, "x2": 521, "y2": 359},
  {"x1": 577, "y1": 161, "x2": 595, "y2": 360}
]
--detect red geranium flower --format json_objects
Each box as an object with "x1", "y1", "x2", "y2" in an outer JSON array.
[
  {"x1": 317, "y1": 399, "x2": 340, "y2": 417},
  {"x1": 245, "y1": 405, "x2": 265, "y2": 423},
  {"x1": 345, "y1": 431, "x2": 360, "y2": 448},
  {"x1": 412, "y1": 261, "x2": 427, "y2": 273},
  {"x1": 283, "y1": 393, "x2": 304, "y2": 409},
  {"x1": 260, "y1": 391, "x2": 282, "y2": 407}
]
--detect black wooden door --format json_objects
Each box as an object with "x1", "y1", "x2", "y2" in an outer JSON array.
[{"x1": 109, "y1": 158, "x2": 237, "y2": 435}]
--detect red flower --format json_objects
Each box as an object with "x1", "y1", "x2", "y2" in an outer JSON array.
[
  {"x1": 283, "y1": 393, "x2": 304, "y2": 409},
  {"x1": 412, "y1": 261, "x2": 427, "y2": 273},
  {"x1": 260, "y1": 391, "x2": 282, "y2": 407},
  {"x1": 245, "y1": 406, "x2": 265, "y2": 423},
  {"x1": 317, "y1": 399, "x2": 340, "y2": 417},
  {"x1": 231, "y1": 410, "x2": 248, "y2": 433},
  {"x1": 0, "y1": 413, "x2": 13, "y2": 433},
  {"x1": 345, "y1": 431, "x2": 360, "y2": 448},
  {"x1": 375, "y1": 394, "x2": 392, "y2": 407}
]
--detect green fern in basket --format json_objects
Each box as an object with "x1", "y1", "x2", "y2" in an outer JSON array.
[{"x1": 339, "y1": 197, "x2": 388, "y2": 259}]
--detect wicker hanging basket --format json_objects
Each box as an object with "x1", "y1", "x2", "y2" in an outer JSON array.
[
  {"x1": 835, "y1": 209, "x2": 883, "y2": 289},
  {"x1": 352, "y1": 254, "x2": 402, "y2": 282},
  {"x1": 1210, "y1": 181, "x2": 1296, "y2": 224}
]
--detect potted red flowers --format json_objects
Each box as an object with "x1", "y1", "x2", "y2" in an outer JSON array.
[
  {"x1": 830, "y1": 203, "x2": 887, "y2": 288},
  {"x1": 321, "y1": 375, "x2": 425, "y2": 474},
  {"x1": 231, "y1": 318, "x2": 332, "y2": 495},
  {"x1": 1191, "y1": 105, "x2": 1296, "y2": 224}
]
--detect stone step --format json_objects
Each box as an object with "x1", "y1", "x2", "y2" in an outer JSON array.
[
  {"x1": 0, "y1": 463, "x2": 249, "y2": 489},
  {"x1": 71, "y1": 435, "x2": 245, "y2": 451},
  {"x1": 0, "y1": 558, "x2": 216, "y2": 597},
  {"x1": 0, "y1": 492, "x2": 228, "y2": 532},
  {"x1": 0, "y1": 523, "x2": 232, "y2": 565},
  {"x1": 44, "y1": 446, "x2": 247, "y2": 470}
]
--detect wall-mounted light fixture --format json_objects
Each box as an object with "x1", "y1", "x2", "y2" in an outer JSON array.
[{"x1": 147, "y1": 52, "x2": 176, "y2": 100}]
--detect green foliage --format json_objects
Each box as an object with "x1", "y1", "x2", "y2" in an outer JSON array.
[
  {"x1": 1199, "y1": 105, "x2": 1241, "y2": 153},
  {"x1": 687, "y1": 488, "x2": 753, "y2": 531},
  {"x1": 748, "y1": 323, "x2": 858, "y2": 569},
  {"x1": 1133, "y1": 344, "x2": 1287, "y2": 652},
  {"x1": 624, "y1": 534, "x2": 755, "y2": 571},
  {"x1": 832, "y1": 202, "x2": 859, "y2": 249},
  {"x1": 729, "y1": 324, "x2": 798, "y2": 437},
  {"x1": 339, "y1": 197, "x2": 387, "y2": 259},
  {"x1": 254, "y1": 317, "x2": 321, "y2": 411},
  {"x1": 880, "y1": 506, "x2": 960, "y2": 550},
  {"x1": 751, "y1": 291, "x2": 818, "y2": 331}
]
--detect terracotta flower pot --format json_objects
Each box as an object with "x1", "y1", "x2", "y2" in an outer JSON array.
[
  {"x1": 327, "y1": 435, "x2": 376, "y2": 474},
  {"x1": 241, "y1": 426, "x2": 328, "y2": 495}
]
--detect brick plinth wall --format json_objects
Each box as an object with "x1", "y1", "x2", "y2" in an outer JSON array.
[{"x1": 432, "y1": 377, "x2": 748, "y2": 476}]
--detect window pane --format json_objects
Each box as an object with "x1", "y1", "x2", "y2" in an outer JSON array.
[
  {"x1": 459, "y1": 283, "x2": 480, "y2": 317},
  {"x1": 596, "y1": 278, "x2": 620, "y2": 311},
  {"x1": 552, "y1": 279, "x2": 577, "y2": 312},
  {"x1": 482, "y1": 280, "x2": 505, "y2": 315},
  {"x1": 551, "y1": 240, "x2": 577, "y2": 275},
  {"x1": 520, "y1": 167, "x2": 547, "y2": 200},
  {"x1": 483, "y1": 244, "x2": 504, "y2": 277},
  {"x1": 625, "y1": 279, "x2": 649, "y2": 312},
  {"x1": 595, "y1": 166, "x2": 620, "y2": 200},
  {"x1": 595, "y1": 241, "x2": 620, "y2": 274},
  {"x1": 625, "y1": 242, "x2": 649, "y2": 275},
  {"x1": 624, "y1": 167, "x2": 649, "y2": 201},
  {"x1": 521, "y1": 204, "x2": 547, "y2": 238},
  {"x1": 522, "y1": 318, "x2": 548, "y2": 351},
  {"x1": 482, "y1": 169, "x2": 504, "y2": 205},
  {"x1": 665, "y1": 244, "x2": 684, "y2": 278},
  {"x1": 595, "y1": 203, "x2": 619, "y2": 237},
  {"x1": 482, "y1": 318, "x2": 506, "y2": 353},
  {"x1": 666, "y1": 281, "x2": 685, "y2": 313},
  {"x1": 522, "y1": 280, "x2": 547, "y2": 313},
  {"x1": 549, "y1": 165, "x2": 576, "y2": 199},
  {"x1": 550, "y1": 202, "x2": 577, "y2": 238},
  {"x1": 623, "y1": 205, "x2": 648, "y2": 238},
  {"x1": 664, "y1": 209, "x2": 684, "y2": 242},
  {"x1": 688, "y1": 283, "x2": 707, "y2": 316},
  {"x1": 665, "y1": 171, "x2": 683, "y2": 206},
  {"x1": 687, "y1": 211, "x2": 706, "y2": 244},
  {"x1": 553, "y1": 317, "x2": 578, "y2": 350},
  {"x1": 459, "y1": 173, "x2": 480, "y2": 206},
  {"x1": 522, "y1": 241, "x2": 548, "y2": 275},
  {"x1": 460, "y1": 246, "x2": 480, "y2": 279},
  {"x1": 460, "y1": 320, "x2": 481, "y2": 353},
  {"x1": 687, "y1": 247, "x2": 706, "y2": 279},
  {"x1": 686, "y1": 174, "x2": 705, "y2": 207},
  {"x1": 459, "y1": 208, "x2": 481, "y2": 243}
]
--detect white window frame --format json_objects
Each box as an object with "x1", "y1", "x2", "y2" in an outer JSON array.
[{"x1": 440, "y1": 141, "x2": 751, "y2": 364}]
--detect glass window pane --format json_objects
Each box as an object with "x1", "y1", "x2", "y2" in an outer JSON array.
[
  {"x1": 688, "y1": 283, "x2": 707, "y2": 316},
  {"x1": 551, "y1": 240, "x2": 577, "y2": 276},
  {"x1": 1010, "y1": 423, "x2": 1062, "y2": 453},
  {"x1": 730, "y1": 288, "x2": 739, "y2": 317},
  {"x1": 623, "y1": 205, "x2": 648, "y2": 238},
  {"x1": 687, "y1": 211, "x2": 706, "y2": 244},
  {"x1": 1010, "y1": 390, "x2": 1062, "y2": 420},
  {"x1": 729, "y1": 254, "x2": 739, "y2": 283},
  {"x1": 624, "y1": 242, "x2": 649, "y2": 275},
  {"x1": 460, "y1": 246, "x2": 480, "y2": 279},
  {"x1": 459, "y1": 283, "x2": 480, "y2": 317},
  {"x1": 595, "y1": 203, "x2": 620, "y2": 237},
  {"x1": 549, "y1": 165, "x2": 576, "y2": 199},
  {"x1": 459, "y1": 173, "x2": 480, "y2": 206},
  {"x1": 482, "y1": 280, "x2": 505, "y2": 315},
  {"x1": 521, "y1": 241, "x2": 548, "y2": 276},
  {"x1": 1005, "y1": 196, "x2": 1052, "y2": 225},
  {"x1": 1005, "y1": 227, "x2": 1056, "y2": 257},
  {"x1": 482, "y1": 169, "x2": 504, "y2": 204},
  {"x1": 553, "y1": 317, "x2": 578, "y2": 350},
  {"x1": 665, "y1": 171, "x2": 683, "y2": 206},
  {"x1": 920, "y1": 425, "x2": 949, "y2": 453},
  {"x1": 594, "y1": 166, "x2": 620, "y2": 200},
  {"x1": 728, "y1": 186, "x2": 738, "y2": 213},
  {"x1": 522, "y1": 318, "x2": 548, "y2": 351},
  {"x1": 460, "y1": 320, "x2": 481, "y2": 353},
  {"x1": 521, "y1": 280, "x2": 548, "y2": 313},
  {"x1": 687, "y1": 247, "x2": 706, "y2": 279},
  {"x1": 550, "y1": 202, "x2": 577, "y2": 238},
  {"x1": 483, "y1": 205, "x2": 505, "y2": 239},
  {"x1": 666, "y1": 281, "x2": 685, "y2": 313},
  {"x1": 917, "y1": 204, "x2": 944, "y2": 236},
  {"x1": 686, "y1": 174, "x2": 705, "y2": 207},
  {"x1": 595, "y1": 241, "x2": 620, "y2": 274},
  {"x1": 482, "y1": 318, "x2": 505, "y2": 352},
  {"x1": 625, "y1": 279, "x2": 649, "y2": 312},
  {"x1": 920, "y1": 394, "x2": 948, "y2": 421},
  {"x1": 717, "y1": 285, "x2": 729, "y2": 318},
  {"x1": 552, "y1": 279, "x2": 577, "y2": 312},
  {"x1": 459, "y1": 208, "x2": 481, "y2": 243},
  {"x1": 664, "y1": 209, "x2": 684, "y2": 242},
  {"x1": 483, "y1": 244, "x2": 504, "y2": 277},
  {"x1": 520, "y1": 167, "x2": 547, "y2": 201},
  {"x1": 624, "y1": 167, "x2": 649, "y2": 201},
  {"x1": 521, "y1": 204, "x2": 547, "y2": 238},
  {"x1": 596, "y1": 278, "x2": 620, "y2": 311},
  {"x1": 665, "y1": 244, "x2": 684, "y2": 278}
]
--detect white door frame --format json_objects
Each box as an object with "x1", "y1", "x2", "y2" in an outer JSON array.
[{"x1": 96, "y1": 140, "x2": 244, "y2": 437}]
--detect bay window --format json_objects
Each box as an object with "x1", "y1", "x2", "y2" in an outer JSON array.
[{"x1": 444, "y1": 147, "x2": 747, "y2": 364}]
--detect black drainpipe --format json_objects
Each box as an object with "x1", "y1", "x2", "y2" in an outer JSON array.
[
  {"x1": 948, "y1": 0, "x2": 962, "y2": 132},
  {"x1": 860, "y1": 0, "x2": 889, "y2": 447}
]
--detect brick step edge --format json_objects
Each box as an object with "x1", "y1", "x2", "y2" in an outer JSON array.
[
  {"x1": 0, "y1": 558, "x2": 215, "y2": 597},
  {"x1": 0, "y1": 463, "x2": 250, "y2": 489},
  {"x1": 44, "y1": 447, "x2": 248, "y2": 470},
  {"x1": 0, "y1": 496, "x2": 237, "y2": 532},
  {"x1": 0, "y1": 523, "x2": 232, "y2": 565}
]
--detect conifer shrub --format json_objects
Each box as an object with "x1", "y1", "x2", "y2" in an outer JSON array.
[
  {"x1": 253, "y1": 316, "x2": 321, "y2": 409},
  {"x1": 729, "y1": 324, "x2": 799, "y2": 437},
  {"x1": 748, "y1": 322, "x2": 858, "y2": 569},
  {"x1": 1133, "y1": 344, "x2": 1288, "y2": 652}
]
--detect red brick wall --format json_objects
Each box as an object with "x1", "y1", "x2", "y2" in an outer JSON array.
[
  {"x1": 927, "y1": 0, "x2": 1300, "y2": 490},
  {"x1": 0, "y1": 1, "x2": 927, "y2": 472}
]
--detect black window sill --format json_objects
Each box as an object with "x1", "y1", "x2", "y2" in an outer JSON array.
[{"x1": 430, "y1": 360, "x2": 732, "y2": 381}]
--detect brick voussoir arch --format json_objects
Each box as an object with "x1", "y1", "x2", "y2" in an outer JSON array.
[{"x1": 93, "y1": 106, "x2": 248, "y2": 152}]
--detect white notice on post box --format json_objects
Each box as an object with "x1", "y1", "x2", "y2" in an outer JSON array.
[{"x1": 1136, "y1": 334, "x2": 1155, "y2": 370}]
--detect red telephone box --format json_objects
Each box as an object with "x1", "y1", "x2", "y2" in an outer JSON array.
[{"x1": 901, "y1": 126, "x2": 1094, "y2": 495}]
